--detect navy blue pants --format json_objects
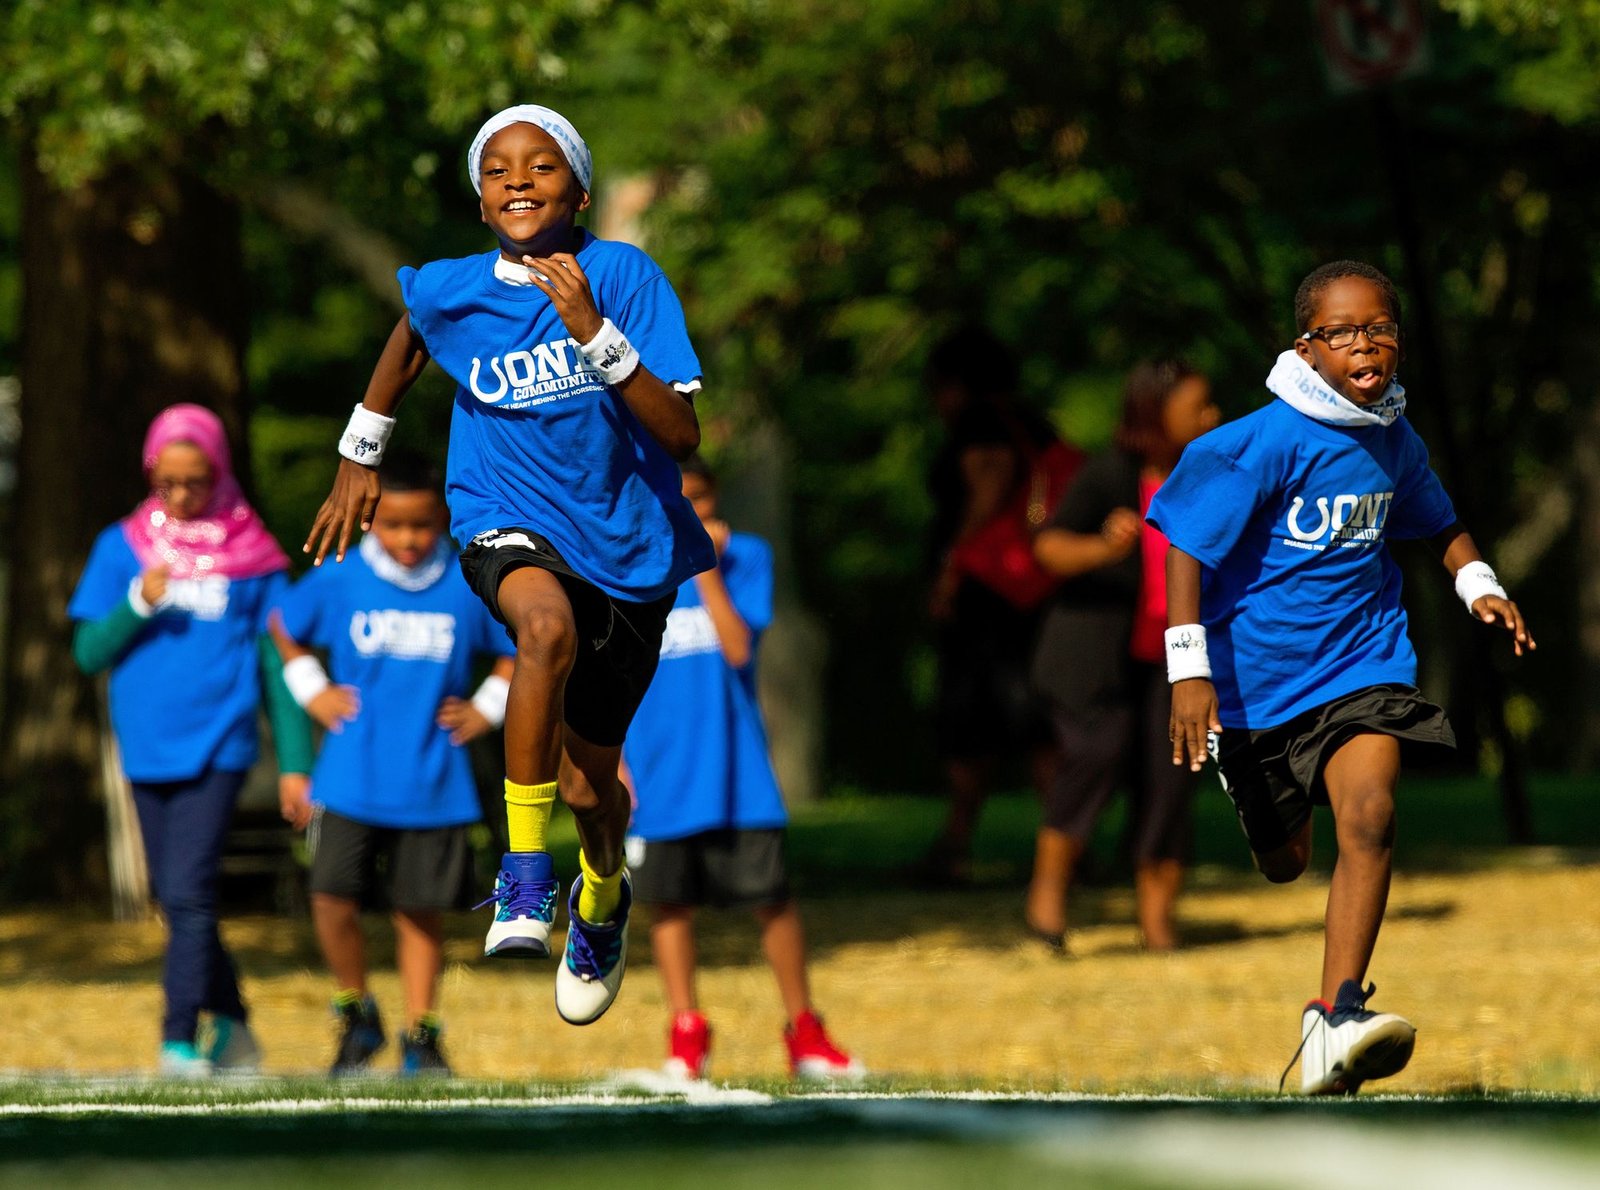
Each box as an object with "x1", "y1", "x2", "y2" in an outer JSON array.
[{"x1": 131, "y1": 767, "x2": 249, "y2": 1043}]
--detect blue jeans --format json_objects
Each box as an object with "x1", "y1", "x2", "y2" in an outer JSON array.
[{"x1": 131, "y1": 767, "x2": 249, "y2": 1043}]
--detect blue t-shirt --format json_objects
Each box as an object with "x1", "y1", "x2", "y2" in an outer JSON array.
[
  {"x1": 398, "y1": 232, "x2": 715, "y2": 603},
  {"x1": 1146, "y1": 400, "x2": 1457, "y2": 730},
  {"x1": 273, "y1": 544, "x2": 515, "y2": 828},
  {"x1": 623, "y1": 533, "x2": 787, "y2": 840},
  {"x1": 68, "y1": 526, "x2": 286, "y2": 783}
]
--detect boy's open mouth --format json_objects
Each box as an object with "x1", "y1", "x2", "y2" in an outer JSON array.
[
  {"x1": 502, "y1": 200, "x2": 540, "y2": 214},
  {"x1": 1347, "y1": 365, "x2": 1386, "y2": 395}
]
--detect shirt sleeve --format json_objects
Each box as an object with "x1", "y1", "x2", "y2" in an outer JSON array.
[
  {"x1": 68, "y1": 527, "x2": 138, "y2": 621},
  {"x1": 724, "y1": 535, "x2": 775, "y2": 637},
  {"x1": 614, "y1": 272, "x2": 702, "y2": 390},
  {"x1": 1384, "y1": 422, "x2": 1458, "y2": 540},
  {"x1": 1145, "y1": 444, "x2": 1272, "y2": 568}
]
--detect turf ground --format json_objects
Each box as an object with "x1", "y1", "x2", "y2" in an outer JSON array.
[{"x1": 1, "y1": 775, "x2": 1598, "y2": 1184}]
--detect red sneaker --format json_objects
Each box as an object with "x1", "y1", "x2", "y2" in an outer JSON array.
[
  {"x1": 784, "y1": 1011, "x2": 864, "y2": 1080},
  {"x1": 665, "y1": 1011, "x2": 710, "y2": 1080}
]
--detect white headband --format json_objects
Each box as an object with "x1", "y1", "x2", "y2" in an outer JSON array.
[{"x1": 468, "y1": 105, "x2": 593, "y2": 195}]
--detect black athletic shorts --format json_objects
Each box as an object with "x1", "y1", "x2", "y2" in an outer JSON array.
[
  {"x1": 626, "y1": 828, "x2": 791, "y2": 909},
  {"x1": 308, "y1": 807, "x2": 472, "y2": 912},
  {"x1": 1212, "y1": 683, "x2": 1455, "y2": 855},
  {"x1": 458, "y1": 527, "x2": 676, "y2": 748}
]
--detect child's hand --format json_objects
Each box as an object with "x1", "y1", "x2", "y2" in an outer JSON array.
[
  {"x1": 1099, "y1": 507, "x2": 1142, "y2": 562},
  {"x1": 308, "y1": 685, "x2": 361, "y2": 732},
  {"x1": 436, "y1": 696, "x2": 492, "y2": 745},
  {"x1": 304, "y1": 458, "x2": 382, "y2": 566},
  {"x1": 1473, "y1": 595, "x2": 1537, "y2": 657},
  {"x1": 1170, "y1": 679, "x2": 1221, "y2": 772},
  {"x1": 279, "y1": 774, "x2": 313, "y2": 831},
  {"x1": 522, "y1": 253, "x2": 603, "y2": 344},
  {"x1": 139, "y1": 565, "x2": 170, "y2": 607}
]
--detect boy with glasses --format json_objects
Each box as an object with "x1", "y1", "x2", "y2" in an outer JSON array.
[{"x1": 1149, "y1": 261, "x2": 1534, "y2": 1094}]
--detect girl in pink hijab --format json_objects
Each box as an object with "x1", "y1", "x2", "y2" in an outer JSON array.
[{"x1": 69, "y1": 404, "x2": 312, "y2": 1077}]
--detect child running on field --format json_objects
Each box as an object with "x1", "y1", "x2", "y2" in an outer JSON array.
[
  {"x1": 1148, "y1": 261, "x2": 1535, "y2": 1094},
  {"x1": 69, "y1": 404, "x2": 306, "y2": 1076},
  {"x1": 622, "y1": 458, "x2": 861, "y2": 1081},
  {"x1": 304, "y1": 104, "x2": 712, "y2": 1027},
  {"x1": 272, "y1": 454, "x2": 515, "y2": 1074}
]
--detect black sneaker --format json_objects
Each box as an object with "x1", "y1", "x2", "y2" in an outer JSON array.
[
  {"x1": 330, "y1": 993, "x2": 385, "y2": 1074},
  {"x1": 400, "y1": 1017, "x2": 452, "y2": 1077}
]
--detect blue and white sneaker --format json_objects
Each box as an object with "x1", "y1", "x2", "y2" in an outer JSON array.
[
  {"x1": 477, "y1": 851, "x2": 559, "y2": 959},
  {"x1": 201, "y1": 1015, "x2": 261, "y2": 1074},
  {"x1": 1287, "y1": 980, "x2": 1416, "y2": 1095},
  {"x1": 555, "y1": 871, "x2": 631, "y2": 1026},
  {"x1": 158, "y1": 1040, "x2": 213, "y2": 1078}
]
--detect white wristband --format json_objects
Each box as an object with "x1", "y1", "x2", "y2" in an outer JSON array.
[
  {"x1": 126, "y1": 577, "x2": 157, "y2": 619},
  {"x1": 578, "y1": 318, "x2": 641, "y2": 386},
  {"x1": 1165, "y1": 624, "x2": 1212, "y2": 684},
  {"x1": 1455, "y1": 560, "x2": 1508, "y2": 615},
  {"x1": 283, "y1": 655, "x2": 332, "y2": 709},
  {"x1": 338, "y1": 404, "x2": 396, "y2": 466},
  {"x1": 470, "y1": 674, "x2": 511, "y2": 728}
]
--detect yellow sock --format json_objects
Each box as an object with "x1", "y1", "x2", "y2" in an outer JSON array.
[
  {"x1": 504, "y1": 779, "x2": 556, "y2": 853},
  {"x1": 577, "y1": 848, "x2": 623, "y2": 924}
]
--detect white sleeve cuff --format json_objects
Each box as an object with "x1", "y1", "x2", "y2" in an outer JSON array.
[
  {"x1": 283, "y1": 655, "x2": 332, "y2": 709},
  {"x1": 470, "y1": 674, "x2": 510, "y2": 728}
]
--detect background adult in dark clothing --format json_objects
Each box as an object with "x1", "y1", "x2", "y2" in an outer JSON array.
[
  {"x1": 1025, "y1": 360, "x2": 1219, "y2": 950},
  {"x1": 920, "y1": 327, "x2": 1077, "y2": 885}
]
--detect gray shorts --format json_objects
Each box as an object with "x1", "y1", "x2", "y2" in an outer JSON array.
[
  {"x1": 308, "y1": 807, "x2": 472, "y2": 912},
  {"x1": 627, "y1": 828, "x2": 790, "y2": 909}
]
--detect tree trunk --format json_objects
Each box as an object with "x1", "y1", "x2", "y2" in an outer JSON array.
[{"x1": 0, "y1": 142, "x2": 248, "y2": 898}]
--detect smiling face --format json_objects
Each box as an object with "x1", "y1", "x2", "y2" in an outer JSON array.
[
  {"x1": 1293, "y1": 275, "x2": 1401, "y2": 405},
  {"x1": 368, "y1": 488, "x2": 446, "y2": 568},
  {"x1": 150, "y1": 442, "x2": 215, "y2": 521},
  {"x1": 478, "y1": 122, "x2": 590, "y2": 259}
]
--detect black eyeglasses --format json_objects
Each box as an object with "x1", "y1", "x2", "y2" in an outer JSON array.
[{"x1": 1300, "y1": 322, "x2": 1400, "y2": 349}]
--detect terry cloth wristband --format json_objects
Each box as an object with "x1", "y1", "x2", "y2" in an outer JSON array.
[
  {"x1": 126, "y1": 577, "x2": 158, "y2": 619},
  {"x1": 1455, "y1": 561, "x2": 1508, "y2": 615},
  {"x1": 283, "y1": 655, "x2": 333, "y2": 709},
  {"x1": 578, "y1": 318, "x2": 641, "y2": 386},
  {"x1": 470, "y1": 674, "x2": 510, "y2": 728},
  {"x1": 338, "y1": 404, "x2": 396, "y2": 466},
  {"x1": 1165, "y1": 624, "x2": 1212, "y2": 684}
]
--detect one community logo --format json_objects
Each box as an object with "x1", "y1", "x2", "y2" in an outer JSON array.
[
  {"x1": 1283, "y1": 490, "x2": 1393, "y2": 551},
  {"x1": 164, "y1": 576, "x2": 231, "y2": 621},
  {"x1": 658, "y1": 606, "x2": 721, "y2": 660},
  {"x1": 350, "y1": 610, "x2": 458, "y2": 662},
  {"x1": 468, "y1": 337, "x2": 606, "y2": 409}
]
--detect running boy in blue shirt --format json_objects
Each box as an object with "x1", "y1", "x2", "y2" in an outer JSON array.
[
  {"x1": 304, "y1": 104, "x2": 712, "y2": 1026},
  {"x1": 623, "y1": 458, "x2": 861, "y2": 1081},
  {"x1": 275, "y1": 454, "x2": 515, "y2": 1073},
  {"x1": 1149, "y1": 261, "x2": 1535, "y2": 1095}
]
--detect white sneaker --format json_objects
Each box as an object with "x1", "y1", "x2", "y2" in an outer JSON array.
[
  {"x1": 1290, "y1": 981, "x2": 1416, "y2": 1095},
  {"x1": 477, "y1": 852, "x2": 559, "y2": 959},
  {"x1": 202, "y1": 1015, "x2": 261, "y2": 1073},
  {"x1": 555, "y1": 873, "x2": 631, "y2": 1026}
]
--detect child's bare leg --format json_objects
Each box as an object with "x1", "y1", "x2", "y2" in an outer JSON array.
[
  {"x1": 935, "y1": 757, "x2": 988, "y2": 861},
  {"x1": 498, "y1": 568, "x2": 576, "y2": 789},
  {"x1": 649, "y1": 905, "x2": 698, "y2": 1015},
  {"x1": 559, "y1": 732, "x2": 630, "y2": 919},
  {"x1": 312, "y1": 893, "x2": 366, "y2": 994},
  {"x1": 1319, "y1": 733, "x2": 1400, "y2": 1002},
  {"x1": 1134, "y1": 857, "x2": 1184, "y2": 951},
  {"x1": 393, "y1": 909, "x2": 444, "y2": 1024},
  {"x1": 755, "y1": 900, "x2": 811, "y2": 1023},
  {"x1": 1024, "y1": 827, "x2": 1081, "y2": 939}
]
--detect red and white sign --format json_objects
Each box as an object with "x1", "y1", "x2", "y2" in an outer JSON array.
[{"x1": 1312, "y1": 0, "x2": 1430, "y2": 93}]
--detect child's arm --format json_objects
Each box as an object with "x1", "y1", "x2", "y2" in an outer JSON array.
[
  {"x1": 71, "y1": 566, "x2": 168, "y2": 674},
  {"x1": 693, "y1": 520, "x2": 753, "y2": 669},
  {"x1": 522, "y1": 252, "x2": 700, "y2": 459},
  {"x1": 1033, "y1": 508, "x2": 1141, "y2": 580},
  {"x1": 268, "y1": 611, "x2": 363, "y2": 734},
  {"x1": 257, "y1": 634, "x2": 316, "y2": 830},
  {"x1": 1429, "y1": 523, "x2": 1536, "y2": 657},
  {"x1": 304, "y1": 316, "x2": 432, "y2": 565},
  {"x1": 436, "y1": 656, "x2": 516, "y2": 745},
  {"x1": 1166, "y1": 546, "x2": 1221, "y2": 773}
]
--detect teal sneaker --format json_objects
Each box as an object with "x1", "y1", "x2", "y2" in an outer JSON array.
[
  {"x1": 159, "y1": 1040, "x2": 213, "y2": 1078},
  {"x1": 201, "y1": 1015, "x2": 261, "y2": 1074}
]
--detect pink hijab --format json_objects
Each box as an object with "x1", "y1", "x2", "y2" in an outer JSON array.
[{"x1": 121, "y1": 404, "x2": 289, "y2": 580}]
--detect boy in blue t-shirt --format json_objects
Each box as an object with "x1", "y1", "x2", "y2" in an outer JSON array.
[
  {"x1": 303, "y1": 104, "x2": 713, "y2": 1027},
  {"x1": 274, "y1": 455, "x2": 515, "y2": 1074},
  {"x1": 1148, "y1": 261, "x2": 1535, "y2": 1095},
  {"x1": 623, "y1": 458, "x2": 860, "y2": 1081}
]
